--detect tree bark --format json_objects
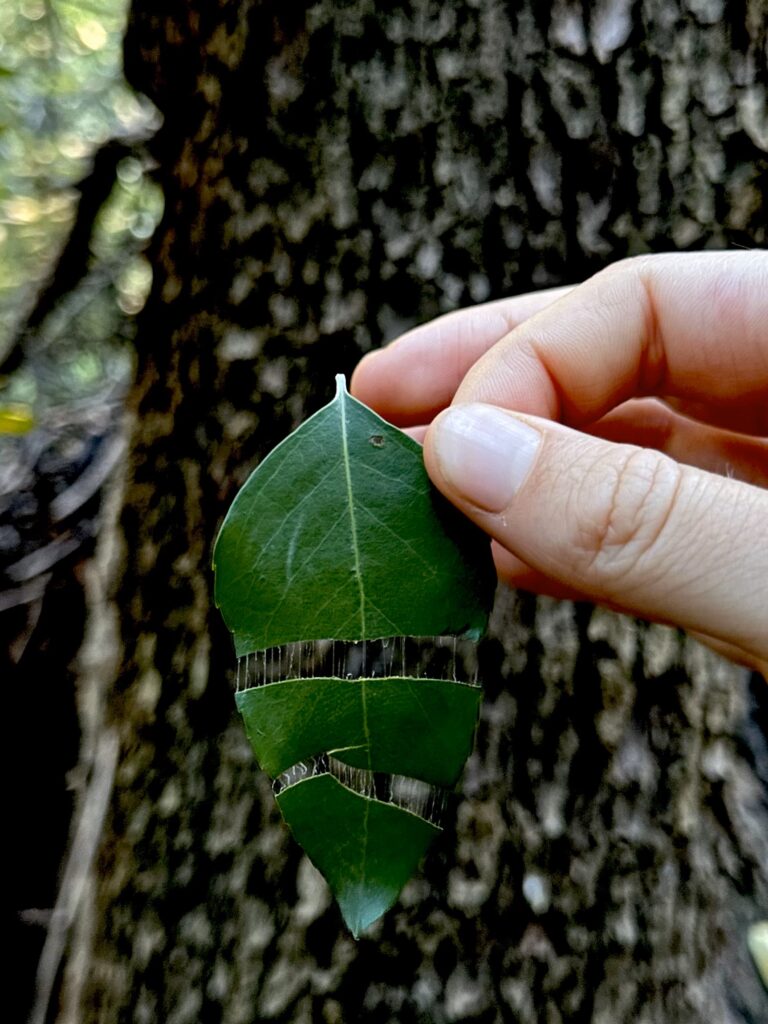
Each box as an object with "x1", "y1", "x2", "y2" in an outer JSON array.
[{"x1": 60, "y1": 2, "x2": 768, "y2": 1021}]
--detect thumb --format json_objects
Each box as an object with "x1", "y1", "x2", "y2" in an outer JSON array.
[{"x1": 425, "y1": 403, "x2": 768, "y2": 663}]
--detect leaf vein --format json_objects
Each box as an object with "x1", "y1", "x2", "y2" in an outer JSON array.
[{"x1": 340, "y1": 387, "x2": 366, "y2": 636}]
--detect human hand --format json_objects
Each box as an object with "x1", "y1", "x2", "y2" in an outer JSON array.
[{"x1": 352, "y1": 252, "x2": 768, "y2": 676}]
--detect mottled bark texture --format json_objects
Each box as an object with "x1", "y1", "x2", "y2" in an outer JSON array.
[{"x1": 62, "y1": 2, "x2": 767, "y2": 1022}]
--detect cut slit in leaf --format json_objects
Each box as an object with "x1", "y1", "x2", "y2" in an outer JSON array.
[
  {"x1": 236, "y1": 635, "x2": 481, "y2": 689},
  {"x1": 213, "y1": 376, "x2": 496, "y2": 935}
]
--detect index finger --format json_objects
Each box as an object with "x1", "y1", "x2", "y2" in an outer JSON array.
[
  {"x1": 455, "y1": 251, "x2": 768, "y2": 434},
  {"x1": 351, "y1": 286, "x2": 572, "y2": 426}
]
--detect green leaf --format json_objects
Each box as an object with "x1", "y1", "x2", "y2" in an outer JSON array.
[
  {"x1": 213, "y1": 376, "x2": 496, "y2": 935},
  {"x1": 277, "y1": 773, "x2": 440, "y2": 939},
  {"x1": 213, "y1": 375, "x2": 495, "y2": 654},
  {"x1": 236, "y1": 674, "x2": 482, "y2": 787}
]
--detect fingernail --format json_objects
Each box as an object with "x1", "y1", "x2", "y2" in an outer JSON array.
[{"x1": 431, "y1": 404, "x2": 541, "y2": 512}]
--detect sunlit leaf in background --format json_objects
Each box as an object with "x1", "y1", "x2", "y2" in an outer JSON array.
[
  {"x1": 0, "y1": 402, "x2": 35, "y2": 434},
  {"x1": 0, "y1": 0, "x2": 162, "y2": 410}
]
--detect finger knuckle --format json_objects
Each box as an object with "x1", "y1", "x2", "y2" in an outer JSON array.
[{"x1": 572, "y1": 446, "x2": 683, "y2": 591}]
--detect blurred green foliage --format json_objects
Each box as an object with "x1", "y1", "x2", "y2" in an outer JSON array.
[{"x1": 0, "y1": 0, "x2": 162, "y2": 413}]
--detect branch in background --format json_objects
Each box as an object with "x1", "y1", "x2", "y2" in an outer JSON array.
[
  {"x1": 0, "y1": 134, "x2": 148, "y2": 378},
  {"x1": 27, "y1": 728, "x2": 120, "y2": 1024}
]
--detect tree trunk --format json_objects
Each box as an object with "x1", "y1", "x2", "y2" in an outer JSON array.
[{"x1": 59, "y1": 2, "x2": 768, "y2": 1022}]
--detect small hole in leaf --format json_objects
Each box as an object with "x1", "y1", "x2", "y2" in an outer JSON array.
[{"x1": 368, "y1": 434, "x2": 385, "y2": 448}]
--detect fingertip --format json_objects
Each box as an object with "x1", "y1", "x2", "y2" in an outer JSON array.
[
  {"x1": 351, "y1": 343, "x2": 446, "y2": 426},
  {"x1": 349, "y1": 349, "x2": 384, "y2": 404},
  {"x1": 425, "y1": 404, "x2": 542, "y2": 513}
]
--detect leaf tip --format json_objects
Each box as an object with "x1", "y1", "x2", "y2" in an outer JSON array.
[
  {"x1": 334, "y1": 373, "x2": 348, "y2": 397},
  {"x1": 339, "y1": 896, "x2": 386, "y2": 940}
]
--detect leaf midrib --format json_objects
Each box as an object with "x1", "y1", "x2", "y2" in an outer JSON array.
[
  {"x1": 338, "y1": 380, "x2": 366, "y2": 637},
  {"x1": 337, "y1": 379, "x2": 372, "y2": 912}
]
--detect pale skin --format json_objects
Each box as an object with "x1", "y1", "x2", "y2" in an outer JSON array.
[{"x1": 351, "y1": 251, "x2": 768, "y2": 678}]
